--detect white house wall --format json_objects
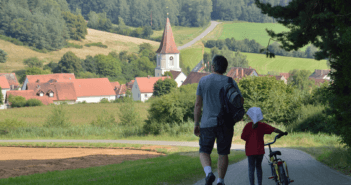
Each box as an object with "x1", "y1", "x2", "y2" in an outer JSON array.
[
  {"x1": 22, "y1": 78, "x2": 29, "y2": 90},
  {"x1": 140, "y1": 93, "x2": 153, "y2": 102},
  {"x1": 132, "y1": 80, "x2": 141, "y2": 101},
  {"x1": 175, "y1": 73, "x2": 187, "y2": 87},
  {"x1": 76, "y1": 96, "x2": 115, "y2": 103},
  {"x1": 0, "y1": 88, "x2": 9, "y2": 109}
]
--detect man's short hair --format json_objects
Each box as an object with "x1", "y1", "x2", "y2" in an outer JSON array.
[{"x1": 212, "y1": 55, "x2": 228, "y2": 74}]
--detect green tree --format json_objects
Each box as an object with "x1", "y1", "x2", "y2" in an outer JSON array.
[
  {"x1": 163, "y1": 71, "x2": 173, "y2": 78},
  {"x1": 287, "y1": 69, "x2": 315, "y2": 92},
  {"x1": 153, "y1": 78, "x2": 177, "y2": 97},
  {"x1": 8, "y1": 95, "x2": 27, "y2": 108},
  {"x1": 0, "y1": 49, "x2": 7, "y2": 63},
  {"x1": 254, "y1": 0, "x2": 351, "y2": 148},
  {"x1": 23, "y1": 57, "x2": 43, "y2": 68},
  {"x1": 94, "y1": 54, "x2": 122, "y2": 77},
  {"x1": 62, "y1": 11, "x2": 88, "y2": 40},
  {"x1": 57, "y1": 51, "x2": 82, "y2": 74},
  {"x1": 118, "y1": 100, "x2": 141, "y2": 126}
]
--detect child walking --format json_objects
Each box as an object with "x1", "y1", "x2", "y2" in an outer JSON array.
[{"x1": 241, "y1": 107, "x2": 287, "y2": 185}]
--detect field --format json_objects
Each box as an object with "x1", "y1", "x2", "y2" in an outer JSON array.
[
  {"x1": 204, "y1": 48, "x2": 329, "y2": 75},
  {"x1": 204, "y1": 21, "x2": 313, "y2": 52},
  {"x1": 0, "y1": 29, "x2": 160, "y2": 73},
  {"x1": 151, "y1": 22, "x2": 211, "y2": 46},
  {"x1": 180, "y1": 42, "x2": 205, "y2": 72}
]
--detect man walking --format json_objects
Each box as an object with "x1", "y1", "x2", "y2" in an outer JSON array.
[{"x1": 194, "y1": 55, "x2": 244, "y2": 185}]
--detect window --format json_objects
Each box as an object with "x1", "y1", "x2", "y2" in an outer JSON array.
[
  {"x1": 49, "y1": 92, "x2": 54, "y2": 97},
  {"x1": 40, "y1": 93, "x2": 43, "y2": 97},
  {"x1": 138, "y1": 93, "x2": 140, "y2": 98},
  {"x1": 145, "y1": 94, "x2": 147, "y2": 97}
]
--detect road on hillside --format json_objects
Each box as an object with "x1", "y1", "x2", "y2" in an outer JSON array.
[
  {"x1": 1, "y1": 139, "x2": 350, "y2": 185},
  {"x1": 178, "y1": 21, "x2": 221, "y2": 50}
]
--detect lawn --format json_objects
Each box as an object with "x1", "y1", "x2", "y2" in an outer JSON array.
[
  {"x1": 151, "y1": 22, "x2": 211, "y2": 46},
  {"x1": 180, "y1": 42, "x2": 204, "y2": 73},
  {"x1": 204, "y1": 48, "x2": 329, "y2": 75},
  {"x1": 0, "y1": 29, "x2": 160, "y2": 73}
]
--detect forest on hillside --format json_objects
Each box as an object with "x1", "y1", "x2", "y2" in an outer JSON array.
[{"x1": 67, "y1": 0, "x2": 293, "y2": 29}]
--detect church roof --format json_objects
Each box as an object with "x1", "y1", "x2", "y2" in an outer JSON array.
[{"x1": 156, "y1": 18, "x2": 179, "y2": 54}]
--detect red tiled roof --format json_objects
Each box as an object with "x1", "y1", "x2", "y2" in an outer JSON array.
[
  {"x1": 116, "y1": 84, "x2": 127, "y2": 95},
  {"x1": 110, "y1": 82, "x2": 120, "y2": 89},
  {"x1": 6, "y1": 90, "x2": 54, "y2": 105},
  {"x1": 0, "y1": 76, "x2": 10, "y2": 89},
  {"x1": 73, "y1": 78, "x2": 115, "y2": 97},
  {"x1": 182, "y1": 72, "x2": 211, "y2": 86},
  {"x1": 226, "y1": 67, "x2": 256, "y2": 79},
  {"x1": 156, "y1": 18, "x2": 179, "y2": 54},
  {"x1": 135, "y1": 76, "x2": 171, "y2": 93},
  {"x1": 0, "y1": 73, "x2": 19, "y2": 87},
  {"x1": 26, "y1": 73, "x2": 75, "y2": 84},
  {"x1": 27, "y1": 82, "x2": 77, "y2": 101},
  {"x1": 169, "y1": 70, "x2": 181, "y2": 79},
  {"x1": 309, "y1": 69, "x2": 331, "y2": 79},
  {"x1": 280, "y1": 73, "x2": 291, "y2": 80}
]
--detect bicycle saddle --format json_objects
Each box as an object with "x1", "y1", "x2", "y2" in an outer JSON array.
[{"x1": 269, "y1": 151, "x2": 281, "y2": 158}]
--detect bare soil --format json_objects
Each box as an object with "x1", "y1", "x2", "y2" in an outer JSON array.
[{"x1": 0, "y1": 146, "x2": 166, "y2": 179}]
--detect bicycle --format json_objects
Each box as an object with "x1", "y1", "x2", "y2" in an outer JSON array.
[{"x1": 264, "y1": 133, "x2": 294, "y2": 185}]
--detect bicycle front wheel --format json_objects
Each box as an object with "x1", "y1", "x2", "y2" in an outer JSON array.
[{"x1": 278, "y1": 165, "x2": 289, "y2": 185}]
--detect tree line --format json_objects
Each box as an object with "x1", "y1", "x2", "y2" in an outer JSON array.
[
  {"x1": 205, "y1": 38, "x2": 320, "y2": 59},
  {"x1": 15, "y1": 43, "x2": 159, "y2": 85}
]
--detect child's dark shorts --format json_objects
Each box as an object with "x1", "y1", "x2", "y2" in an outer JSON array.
[{"x1": 199, "y1": 126, "x2": 234, "y2": 155}]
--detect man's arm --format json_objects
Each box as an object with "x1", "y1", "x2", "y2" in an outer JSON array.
[{"x1": 194, "y1": 95, "x2": 203, "y2": 126}]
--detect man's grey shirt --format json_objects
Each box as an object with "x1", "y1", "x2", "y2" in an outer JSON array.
[{"x1": 196, "y1": 73, "x2": 242, "y2": 128}]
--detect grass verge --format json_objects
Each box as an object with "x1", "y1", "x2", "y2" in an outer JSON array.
[{"x1": 0, "y1": 142, "x2": 246, "y2": 184}]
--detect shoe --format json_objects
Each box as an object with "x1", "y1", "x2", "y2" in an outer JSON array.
[
  {"x1": 205, "y1": 172, "x2": 215, "y2": 185},
  {"x1": 217, "y1": 183, "x2": 225, "y2": 185}
]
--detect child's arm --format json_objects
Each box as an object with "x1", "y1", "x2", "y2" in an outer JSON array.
[{"x1": 273, "y1": 128, "x2": 285, "y2": 135}]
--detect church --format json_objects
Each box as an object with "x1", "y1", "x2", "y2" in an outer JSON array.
[{"x1": 131, "y1": 17, "x2": 187, "y2": 102}]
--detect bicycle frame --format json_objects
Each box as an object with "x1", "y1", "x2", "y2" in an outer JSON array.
[{"x1": 264, "y1": 134, "x2": 293, "y2": 184}]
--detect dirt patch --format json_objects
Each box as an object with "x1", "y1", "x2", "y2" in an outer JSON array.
[{"x1": 0, "y1": 147, "x2": 165, "y2": 179}]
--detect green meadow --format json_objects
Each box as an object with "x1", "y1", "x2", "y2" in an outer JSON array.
[
  {"x1": 204, "y1": 48, "x2": 329, "y2": 75},
  {"x1": 217, "y1": 21, "x2": 313, "y2": 52}
]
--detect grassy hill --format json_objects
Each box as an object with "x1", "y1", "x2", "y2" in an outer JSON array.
[
  {"x1": 204, "y1": 47, "x2": 329, "y2": 75},
  {"x1": 203, "y1": 21, "x2": 314, "y2": 52},
  {"x1": 0, "y1": 29, "x2": 160, "y2": 73}
]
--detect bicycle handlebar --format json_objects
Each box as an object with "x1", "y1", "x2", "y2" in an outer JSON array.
[{"x1": 264, "y1": 132, "x2": 288, "y2": 146}]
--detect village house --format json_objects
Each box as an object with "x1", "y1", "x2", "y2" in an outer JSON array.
[
  {"x1": 169, "y1": 70, "x2": 187, "y2": 87},
  {"x1": 132, "y1": 76, "x2": 170, "y2": 102},
  {"x1": 22, "y1": 73, "x2": 75, "y2": 90},
  {"x1": 6, "y1": 90, "x2": 54, "y2": 106},
  {"x1": 258, "y1": 74, "x2": 288, "y2": 84},
  {"x1": 182, "y1": 71, "x2": 211, "y2": 86},
  {"x1": 309, "y1": 69, "x2": 331, "y2": 80},
  {"x1": 73, "y1": 78, "x2": 116, "y2": 103},
  {"x1": 0, "y1": 76, "x2": 10, "y2": 109},
  {"x1": 226, "y1": 67, "x2": 259, "y2": 82},
  {"x1": 0, "y1": 73, "x2": 20, "y2": 90}
]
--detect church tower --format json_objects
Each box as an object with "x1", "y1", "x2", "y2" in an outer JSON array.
[{"x1": 155, "y1": 17, "x2": 181, "y2": 77}]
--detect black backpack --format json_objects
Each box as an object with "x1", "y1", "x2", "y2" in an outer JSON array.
[{"x1": 217, "y1": 77, "x2": 246, "y2": 129}]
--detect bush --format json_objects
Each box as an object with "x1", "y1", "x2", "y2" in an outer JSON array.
[
  {"x1": 100, "y1": 98, "x2": 110, "y2": 103},
  {"x1": 65, "y1": 42, "x2": 83, "y2": 49},
  {"x1": 118, "y1": 101, "x2": 142, "y2": 126},
  {"x1": 8, "y1": 95, "x2": 27, "y2": 108},
  {"x1": 0, "y1": 119, "x2": 27, "y2": 133},
  {"x1": 0, "y1": 49, "x2": 7, "y2": 63},
  {"x1": 85, "y1": 42, "x2": 108, "y2": 48},
  {"x1": 25, "y1": 99, "x2": 43, "y2": 107},
  {"x1": 90, "y1": 110, "x2": 116, "y2": 128},
  {"x1": 44, "y1": 104, "x2": 71, "y2": 128}
]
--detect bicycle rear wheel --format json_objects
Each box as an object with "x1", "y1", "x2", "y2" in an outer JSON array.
[{"x1": 278, "y1": 165, "x2": 289, "y2": 185}]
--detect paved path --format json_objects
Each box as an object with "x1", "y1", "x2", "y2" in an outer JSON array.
[
  {"x1": 178, "y1": 21, "x2": 220, "y2": 50},
  {"x1": 1, "y1": 140, "x2": 350, "y2": 185}
]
